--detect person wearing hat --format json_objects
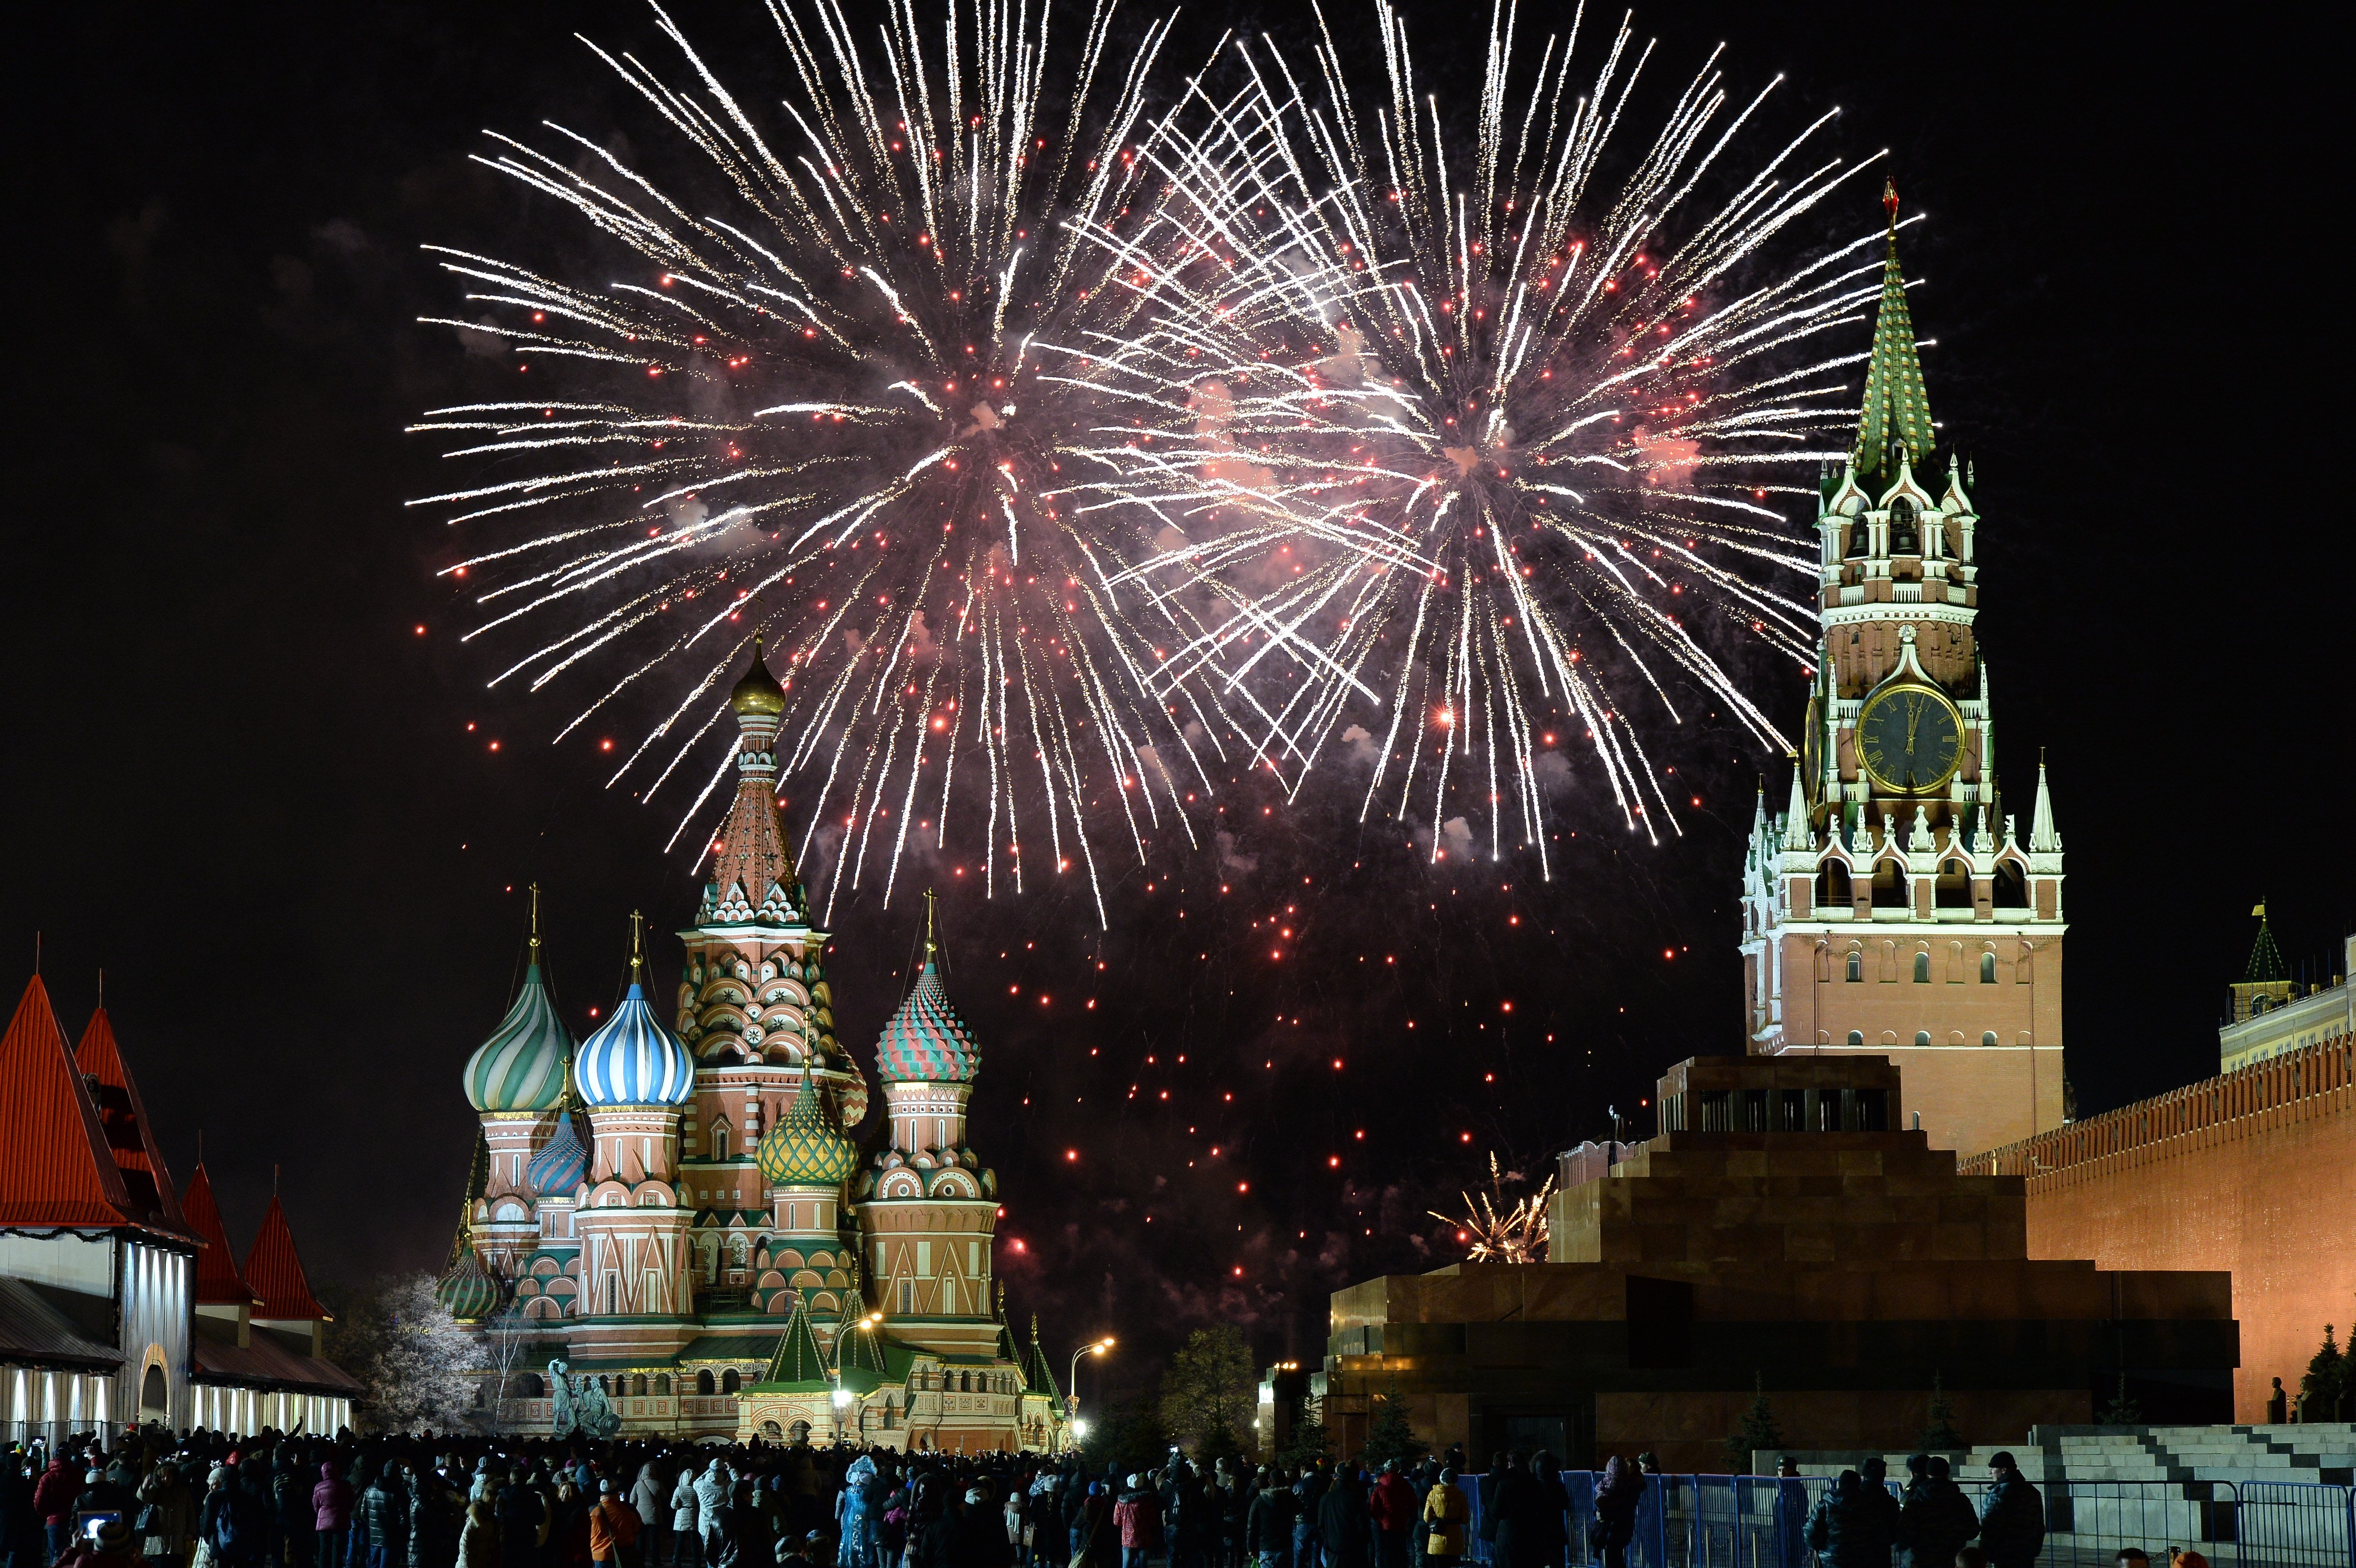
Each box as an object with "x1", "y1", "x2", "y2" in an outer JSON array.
[
  {"x1": 590, "y1": 1481, "x2": 642, "y2": 1568},
  {"x1": 1974, "y1": 1456, "x2": 2042, "y2": 1568},
  {"x1": 1895, "y1": 1456, "x2": 1974, "y2": 1568}
]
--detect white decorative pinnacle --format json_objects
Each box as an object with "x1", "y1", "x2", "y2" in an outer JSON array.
[
  {"x1": 2030, "y1": 761, "x2": 2062, "y2": 853},
  {"x1": 1909, "y1": 805, "x2": 1932, "y2": 854},
  {"x1": 1782, "y1": 767, "x2": 1812, "y2": 852}
]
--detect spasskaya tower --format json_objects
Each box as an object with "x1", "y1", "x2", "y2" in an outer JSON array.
[{"x1": 1737, "y1": 180, "x2": 2066, "y2": 1159}]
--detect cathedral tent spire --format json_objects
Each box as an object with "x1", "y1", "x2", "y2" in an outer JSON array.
[
  {"x1": 702, "y1": 635, "x2": 805, "y2": 928},
  {"x1": 1854, "y1": 177, "x2": 1935, "y2": 484},
  {"x1": 2243, "y1": 902, "x2": 2287, "y2": 984}
]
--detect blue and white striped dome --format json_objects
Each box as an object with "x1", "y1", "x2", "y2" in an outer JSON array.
[
  {"x1": 524, "y1": 1108, "x2": 588, "y2": 1195},
  {"x1": 575, "y1": 983, "x2": 695, "y2": 1107}
]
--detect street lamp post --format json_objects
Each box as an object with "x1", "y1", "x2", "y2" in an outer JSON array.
[{"x1": 1067, "y1": 1338, "x2": 1113, "y2": 1450}]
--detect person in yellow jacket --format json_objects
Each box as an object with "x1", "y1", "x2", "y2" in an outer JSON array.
[{"x1": 1420, "y1": 1472, "x2": 1469, "y2": 1568}]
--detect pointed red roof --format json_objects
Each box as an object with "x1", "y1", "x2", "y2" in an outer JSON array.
[
  {"x1": 0, "y1": 977, "x2": 133, "y2": 1227},
  {"x1": 75, "y1": 1007, "x2": 190, "y2": 1235},
  {"x1": 180, "y1": 1165, "x2": 260, "y2": 1307},
  {"x1": 242, "y1": 1194, "x2": 327, "y2": 1320}
]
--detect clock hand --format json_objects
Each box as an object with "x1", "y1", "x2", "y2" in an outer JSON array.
[{"x1": 1906, "y1": 697, "x2": 1922, "y2": 751}]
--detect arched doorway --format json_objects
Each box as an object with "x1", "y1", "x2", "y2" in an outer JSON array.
[{"x1": 140, "y1": 1363, "x2": 168, "y2": 1423}]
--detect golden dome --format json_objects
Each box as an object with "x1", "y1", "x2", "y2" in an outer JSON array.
[{"x1": 730, "y1": 636, "x2": 786, "y2": 717}]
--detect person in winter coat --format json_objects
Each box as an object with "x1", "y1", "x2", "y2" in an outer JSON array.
[
  {"x1": 137, "y1": 1461, "x2": 194, "y2": 1568},
  {"x1": 693, "y1": 1469, "x2": 735, "y2": 1568},
  {"x1": 203, "y1": 1467, "x2": 268, "y2": 1568},
  {"x1": 1245, "y1": 1471, "x2": 1297, "y2": 1568},
  {"x1": 56, "y1": 1516, "x2": 141, "y2": 1568},
  {"x1": 1418, "y1": 1474, "x2": 1466, "y2": 1568},
  {"x1": 632, "y1": 1466, "x2": 670, "y2": 1568},
  {"x1": 1066, "y1": 1485, "x2": 1114, "y2": 1568},
  {"x1": 1894, "y1": 1457, "x2": 1976, "y2": 1568},
  {"x1": 1289, "y1": 1469, "x2": 1329, "y2": 1568},
  {"x1": 1112, "y1": 1480, "x2": 1159, "y2": 1568},
  {"x1": 591, "y1": 1482, "x2": 643, "y2": 1568},
  {"x1": 1974, "y1": 1456, "x2": 2043, "y2": 1568},
  {"x1": 459, "y1": 1502, "x2": 502, "y2": 1568},
  {"x1": 672, "y1": 1468, "x2": 702, "y2": 1568},
  {"x1": 496, "y1": 1479, "x2": 547, "y2": 1568},
  {"x1": 36, "y1": 1454, "x2": 82, "y2": 1565},
  {"x1": 1312, "y1": 1475, "x2": 1367, "y2": 1568},
  {"x1": 1807, "y1": 1473, "x2": 1885, "y2": 1568},
  {"x1": 1850, "y1": 1461, "x2": 1899, "y2": 1568},
  {"x1": 1367, "y1": 1470, "x2": 1415, "y2": 1568},
  {"x1": 408, "y1": 1468, "x2": 461, "y2": 1568},
  {"x1": 360, "y1": 1470, "x2": 409, "y2": 1568},
  {"x1": 832, "y1": 1459, "x2": 876, "y2": 1568},
  {"x1": 314, "y1": 1466, "x2": 357, "y2": 1568}
]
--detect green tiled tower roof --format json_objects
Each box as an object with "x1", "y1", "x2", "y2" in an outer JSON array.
[
  {"x1": 757, "y1": 1070, "x2": 858, "y2": 1186},
  {"x1": 2245, "y1": 907, "x2": 2288, "y2": 983},
  {"x1": 756, "y1": 1296, "x2": 832, "y2": 1391},
  {"x1": 1854, "y1": 177, "x2": 1935, "y2": 481}
]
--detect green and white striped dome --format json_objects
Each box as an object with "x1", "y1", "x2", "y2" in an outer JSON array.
[{"x1": 463, "y1": 961, "x2": 573, "y2": 1112}]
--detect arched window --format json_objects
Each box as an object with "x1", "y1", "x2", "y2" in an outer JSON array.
[
  {"x1": 1845, "y1": 518, "x2": 1869, "y2": 558},
  {"x1": 631, "y1": 1374, "x2": 648, "y2": 1397},
  {"x1": 1817, "y1": 861, "x2": 1853, "y2": 908},
  {"x1": 1980, "y1": 953, "x2": 1997, "y2": 983},
  {"x1": 1846, "y1": 953, "x2": 1863, "y2": 983},
  {"x1": 1888, "y1": 496, "x2": 1919, "y2": 555},
  {"x1": 1935, "y1": 858, "x2": 1972, "y2": 909},
  {"x1": 515, "y1": 1373, "x2": 545, "y2": 1400},
  {"x1": 1847, "y1": 1030, "x2": 1864, "y2": 1048},
  {"x1": 1994, "y1": 861, "x2": 2028, "y2": 909},
  {"x1": 696, "y1": 1369, "x2": 716, "y2": 1396},
  {"x1": 721, "y1": 1369, "x2": 741, "y2": 1394},
  {"x1": 654, "y1": 1373, "x2": 671, "y2": 1395},
  {"x1": 789, "y1": 1421, "x2": 811, "y2": 1445},
  {"x1": 1872, "y1": 862, "x2": 1909, "y2": 908},
  {"x1": 1914, "y1": 1031, "x2": 1932, "y2": 1047},
  {"x1": 2251, "y1": 995, "x2": 2270, "y2": 1015},
  {"x1": 1982, "y1": 1032, "x2": 1998, "y2": 1047},
  {"x1": 1913, "y1": 952, "x2": 1931, "y2": 983}
]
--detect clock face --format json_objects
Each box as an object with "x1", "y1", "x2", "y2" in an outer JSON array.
[{"x1": 1856, "y1": 684, "x2": 1964, "y2": 795}]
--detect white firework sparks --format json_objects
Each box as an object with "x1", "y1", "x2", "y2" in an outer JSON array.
[
  {"x1": 1084, "y1": 1, "x2": 1898, "y2": 871},
  {"x1": 410, "y1": 0, "x2": 1268, "y2": 924}
]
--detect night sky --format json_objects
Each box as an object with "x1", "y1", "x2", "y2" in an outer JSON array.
[{"x1": 10, "y1": 0, "x2": 2348, "y2": 1392}]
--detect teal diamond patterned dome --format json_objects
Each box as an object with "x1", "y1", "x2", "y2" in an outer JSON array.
[{"x1": 875, "y1": 956, "x2": 978, "y2": 1084}]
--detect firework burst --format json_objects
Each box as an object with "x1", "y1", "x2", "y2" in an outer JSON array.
[
  {"x1": 411, "y1": 0, "x2": 1267, "y2": 923},
  {"x1": 1430, "y1": 1152, "x2": 1556, "y2": 1264},
  {"x1": 1096, "y1": 1, "x2": 1898, "y2": 870}
]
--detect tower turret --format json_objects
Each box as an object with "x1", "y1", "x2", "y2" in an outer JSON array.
[
  {"x1": 466, "y1": 887, "x2": 572, "y2": 1274},
  {"x1": 574, "y1": 913, "x2": 696, "y2": 1318},
  {"x1": 852, "y1": 895, "x2": 1002, "y2": 1358}
]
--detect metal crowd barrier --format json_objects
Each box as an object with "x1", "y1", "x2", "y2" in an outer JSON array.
[{"x1": 1451, "y1": 1472, "x2": 2353, "y2": 1568}]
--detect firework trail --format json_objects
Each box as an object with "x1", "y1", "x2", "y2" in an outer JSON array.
[
  {"x1": 410, "y1": 0, "x2": 1264, "y2": 925},
  {"x1": 1086, "y1": 1, "x2": 1898, "y2": 871}
]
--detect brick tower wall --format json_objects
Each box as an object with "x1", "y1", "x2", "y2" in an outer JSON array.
[{"x1": 1959, "y1": 1035, "x2": 2355, "y2": 1422}]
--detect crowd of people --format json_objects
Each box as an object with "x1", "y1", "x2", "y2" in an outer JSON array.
[{"x1": 0, "y1": 1425, "x2": 2079, "y2": 1568}]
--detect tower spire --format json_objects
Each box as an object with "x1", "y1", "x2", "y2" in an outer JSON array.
[
  {"x1": 528, "y1": 882, "x2": 542, "y2": 957},
  {"x1": 1854, "y1": 177, "x2": 1935, "y2": 482},
  {"x1": 628, "y1": 909, "x2": 645, "y2": 986}
]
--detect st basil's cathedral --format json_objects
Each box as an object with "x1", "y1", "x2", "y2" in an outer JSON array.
[{"x1": 436, "y1": 648, "x2": 1069, "y2": 1453}]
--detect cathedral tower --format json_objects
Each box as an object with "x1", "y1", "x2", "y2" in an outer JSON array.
[
  {"x1": 675, "y1": 641, "x2": 871, "y2": 1307},
  {"x1": 573, "y1": 912, "x2": 697, "y2": 1331},
  {"x1": 1739, "y1": 180, "x2": 2066, "y2": 1159},
  {"x1": 462, "y1": 888, "x2": 571, "y2": 1280},
  {"x1": 851, "y1": 895, "x2": 1003, "y2": 1360}
]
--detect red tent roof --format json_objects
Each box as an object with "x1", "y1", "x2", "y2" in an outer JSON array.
[
  {"x1": 75, "y1": 1007, "x2": 190, "y2": 1236},
  {"x1": 242, "y1": 1194, "x2": 327, "y2": 1321},
  {"x1": 0, "y1": 977, "x2": 133, "y2": 1228},
  {"x1": 179, "y1": 1165, "x2": 259, "y2": 1307}
]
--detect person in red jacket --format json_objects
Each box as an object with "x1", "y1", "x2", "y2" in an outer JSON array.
[
  {"x1": 589, "y1": 1482, "x2": 642, "y2": 1568},
  {"x1": 1367, "y1": 1469, "x2": 1417, "y2": 1568},
  {"x1": 34, "y1": 1454, "x2": 82, "y2": 1565}
]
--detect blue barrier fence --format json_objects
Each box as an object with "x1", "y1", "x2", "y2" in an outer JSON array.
[{"x1": 1450, "y1": 1473, "x2": 2353, "y2": 1568}]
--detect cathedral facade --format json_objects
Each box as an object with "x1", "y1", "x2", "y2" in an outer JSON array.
[
  {"x1": 1739, "y1": 181, "x2": 2068, "y2": 1160},
  {"x1": 438, "y1": 655, "x2": 1067, "y2": 1453}
]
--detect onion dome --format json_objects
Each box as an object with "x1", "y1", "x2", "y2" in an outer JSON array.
[
  {"x1": 875, "y1": 894, "x2": 979, "y2": 1084},
  {"x1": 525, "y1": 1106, "x2": 589, "y2": 1195},
  {"x1": 464, "y1": 889, "x2": 572, "y2": 1112},
  {"x1": 435, "y1": 1246, "x2": 500, "y2": 1322},
  {"x1": 729, "y1": 634, "x2": 786, "y2": 717},
  {"x1": 576, "y1": 912, "x2": 696, "y2": 1107},
  {"x1": 757, "y1": 1071, "x2": 858, "y2": 1187}
]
